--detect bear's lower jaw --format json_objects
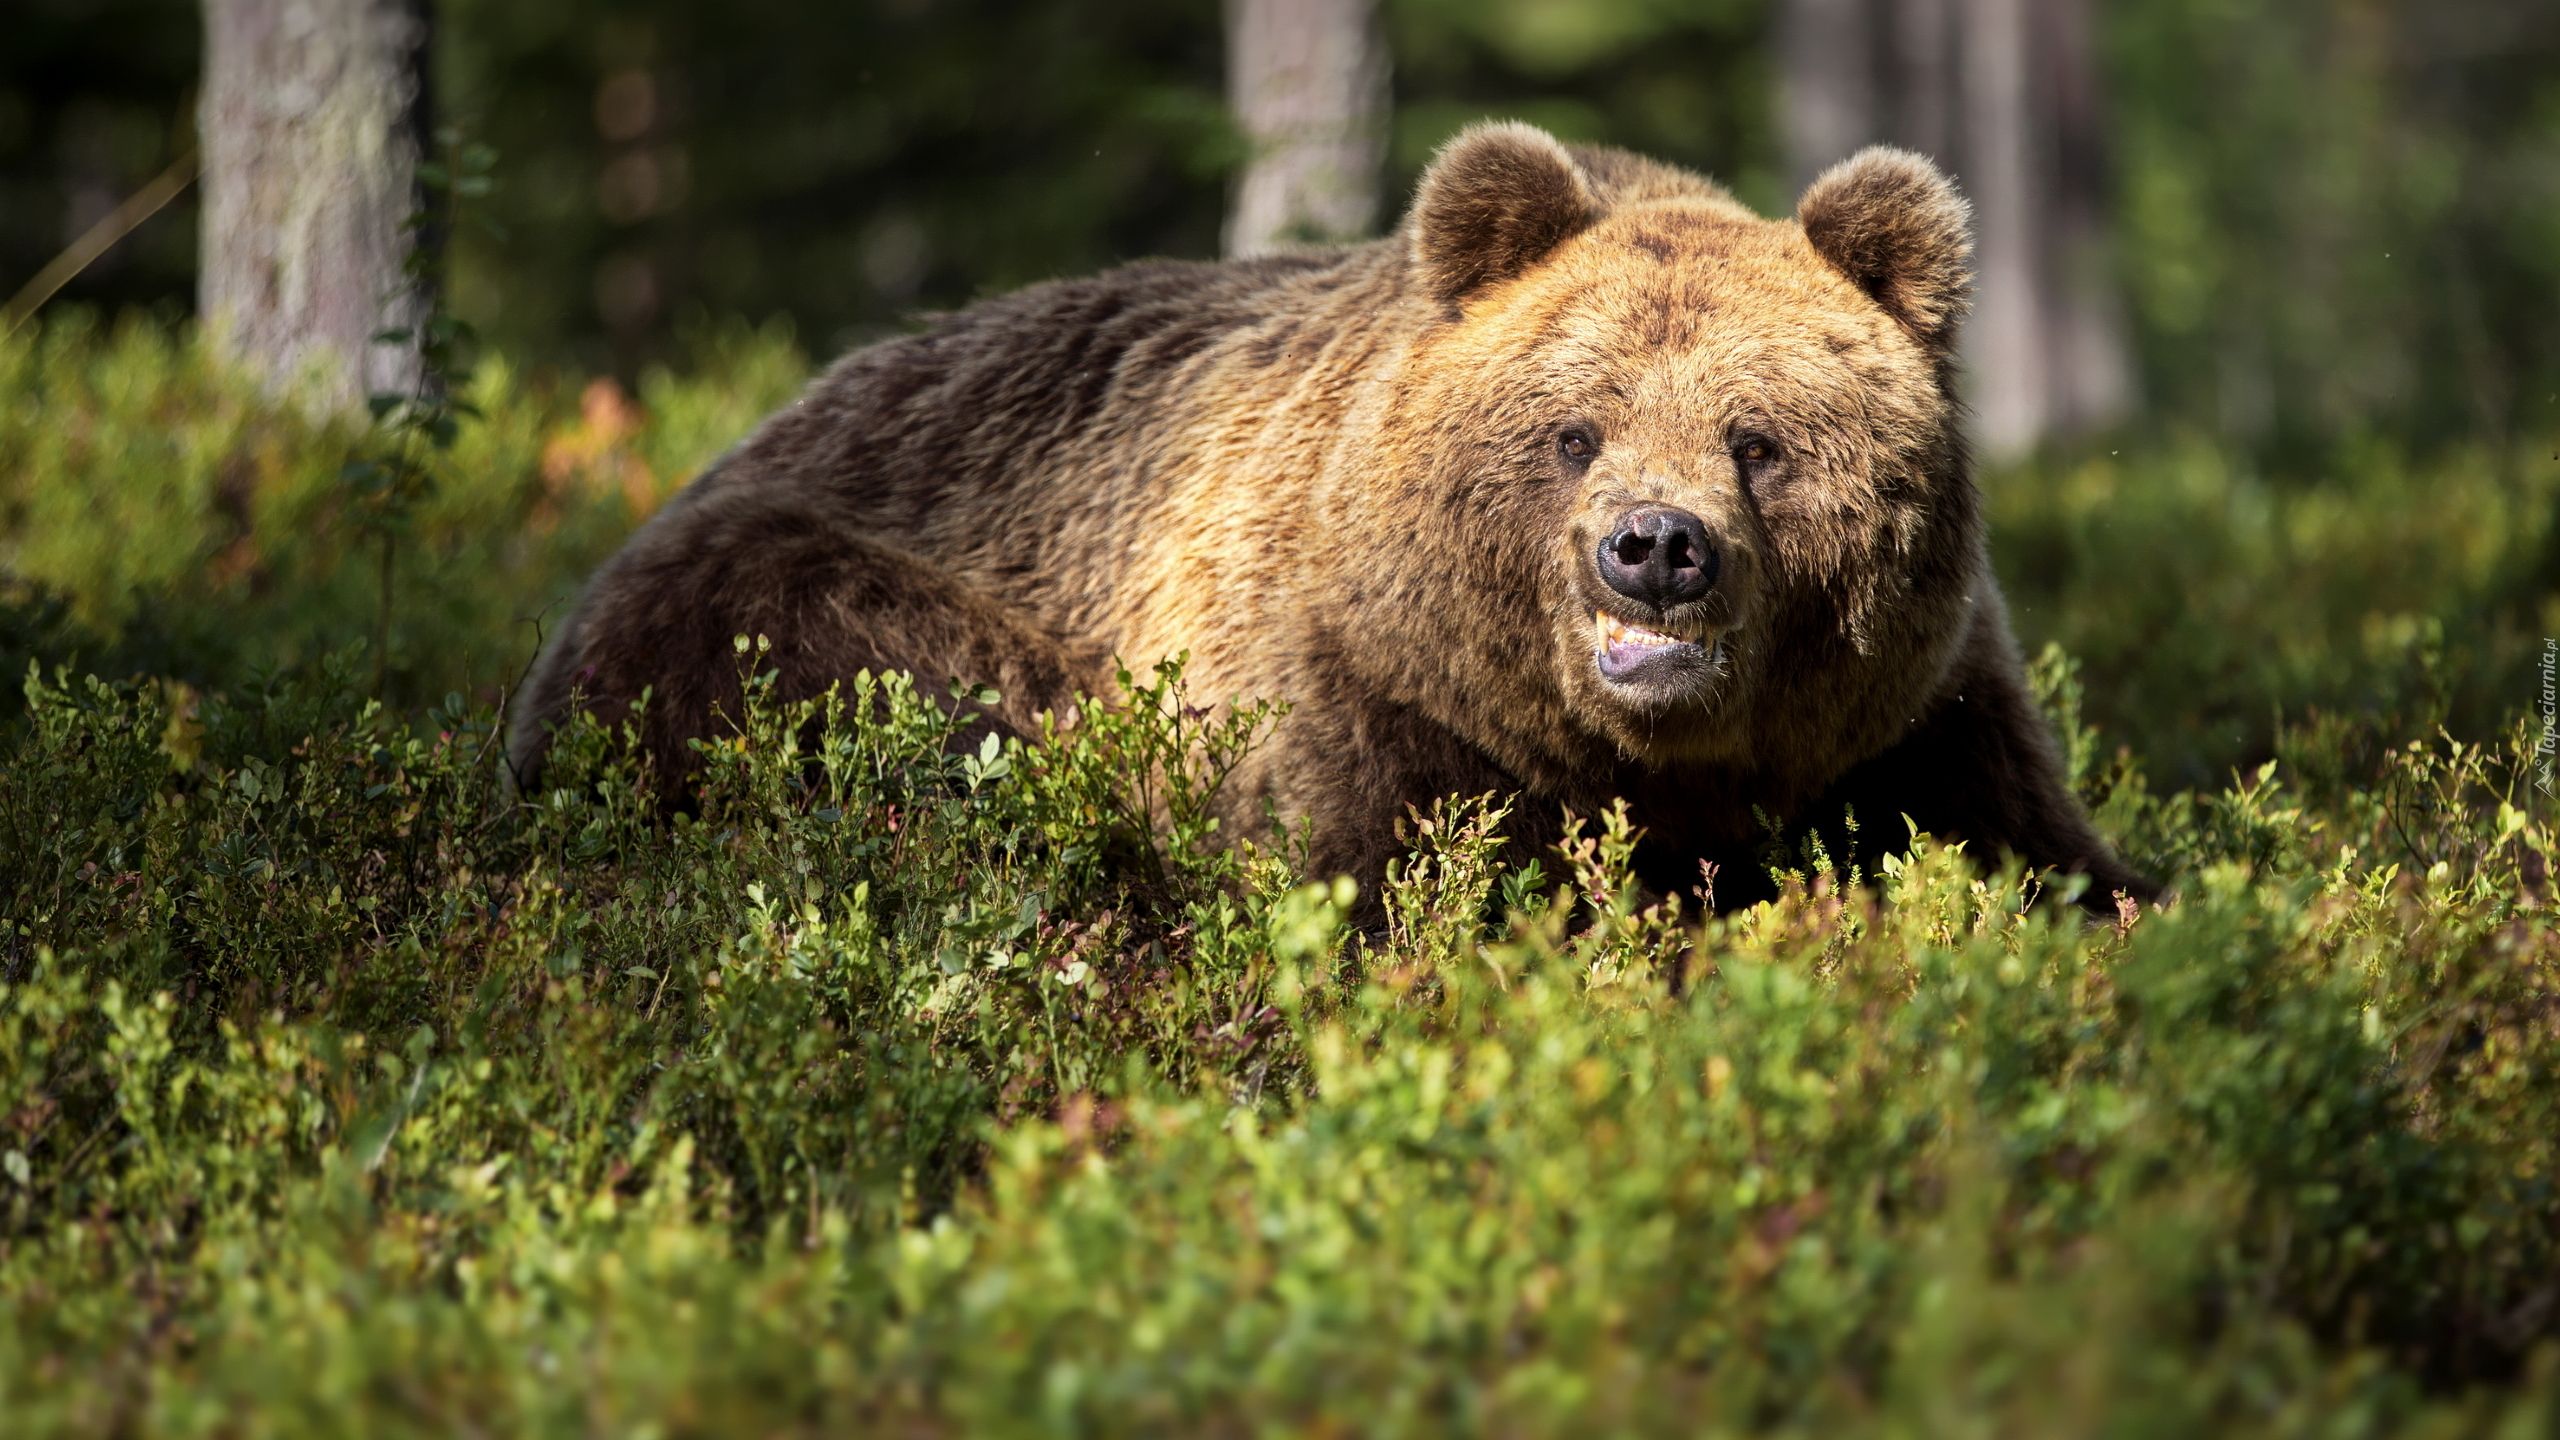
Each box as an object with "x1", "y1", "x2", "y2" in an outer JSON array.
[{"x1": 1593, "y1": 609, "x2": 1723, "y2": 689}]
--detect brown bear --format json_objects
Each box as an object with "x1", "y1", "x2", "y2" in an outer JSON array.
[{"x1": 509, "y1": 122, "x2": 2154, "y2": 912}]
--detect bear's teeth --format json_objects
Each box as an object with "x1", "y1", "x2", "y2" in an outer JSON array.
[{"x1": 1597, "y1": 611, "x2": 1681, "y2": 649}]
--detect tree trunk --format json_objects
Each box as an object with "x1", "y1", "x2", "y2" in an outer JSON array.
[
  {"x1": 1224, "y1": 0, "x2": 1389, "y2": 257},
  {"x1": 1779, "y1": 0, "x2": 2129, "y2": 458},
  {"x1": 198, "y1": 0, "x2": 430, "y2": 414}
]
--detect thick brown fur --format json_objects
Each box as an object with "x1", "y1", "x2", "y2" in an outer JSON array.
[{"x1": 511, "y1": 125, "x2": 2155, "y2": 911}]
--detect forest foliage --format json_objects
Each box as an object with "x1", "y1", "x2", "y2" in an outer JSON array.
[
  {"x1": 4, "y1": 0, "x2": 2560, "y2": 1426},
  {"x1": 3, "y1": 565, "x2": 2557, "y2": 1432},
  {"x1": 0, "y1": 309, "x2": 2558, "y2": 1431}
]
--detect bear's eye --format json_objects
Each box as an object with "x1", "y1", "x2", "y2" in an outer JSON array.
[
  {"x1": 1558, "y1": 430, "x2": 1597, "y2": 463},
  {"x1": 1734, "y1": 436, "x2": 1777, "y2": 466}
]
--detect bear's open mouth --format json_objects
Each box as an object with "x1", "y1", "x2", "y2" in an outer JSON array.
[{"x1": 1593, "y1": 610, "x2": 1718, "y2": 682}]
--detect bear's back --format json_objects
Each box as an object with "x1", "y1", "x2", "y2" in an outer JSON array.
[{"x1": 710, "y1": 251, "x2": 1387, "y2": 539}]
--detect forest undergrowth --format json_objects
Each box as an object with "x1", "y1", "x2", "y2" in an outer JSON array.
[{"x1": 2, "y1": 314, "x2": 2558, "y2": 1435}]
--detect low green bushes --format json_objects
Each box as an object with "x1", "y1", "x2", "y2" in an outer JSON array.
[
  {"x1": 3, "y1": 313, "x2": 2557, "y2": 1432},
  {"x1": 1988, "y1": 435, "x2": 2560, "y2": 791},
  {"x1": 0, "y1": 310, "x2": 803, "y2": 708},
  {"x1": 2, "y1": 640, "x2": 2556, "y2": 1434}
]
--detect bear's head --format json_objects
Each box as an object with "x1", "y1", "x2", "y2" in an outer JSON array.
[{"x1": 1344, "y1": 122, "x2": 1985, "y2": 811}]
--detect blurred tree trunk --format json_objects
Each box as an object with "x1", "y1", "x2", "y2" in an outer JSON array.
[
  {"x1": 1224, "y1": 0, "x2": 1388, "y2": 257},
  {"x1": 199, "y1": 0, "x2": 431, "y2": 414},
  {"x1": 1780, "y1": 0, "x2": 2128, "y2": 459}
]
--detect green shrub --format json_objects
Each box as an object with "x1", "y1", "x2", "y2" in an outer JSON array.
[
  {"x1": 1990, "y1": 435, "x2": 2560, "y2": 791},
  {"x1": 0, "y1": 310, "x2": 806, "y2": 711},
  {"x1": 3, "y1": 316, "x2": 2558, "y2": 1433},
  {"x1": 2, "y1": 633, "x2": 2557, "y2": 1433}
]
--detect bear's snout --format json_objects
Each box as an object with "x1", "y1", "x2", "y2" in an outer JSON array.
[{"x1": 1596, "y1": 504, "x2": 1721, "y2": 611}]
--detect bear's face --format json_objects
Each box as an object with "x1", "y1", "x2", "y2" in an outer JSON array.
[{"x1": 1362, "y1": 126, "x2": 1983, "y2": 794}]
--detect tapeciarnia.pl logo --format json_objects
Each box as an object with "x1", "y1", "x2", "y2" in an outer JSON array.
[{"x1": 2538, "y1": 636, "x2": 2556, "y2": 796}]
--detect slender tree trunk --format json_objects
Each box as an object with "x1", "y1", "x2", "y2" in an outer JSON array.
[
  {"x1": 1224, "y1": 0, "x2": 1389, "y2": 257},
  {"x1": 199, "y1": 0, "x2": 431, "y2": 414},
  {"x1": 1961, "y1": 0, "x2": 2044, "y2": 455},
  {"x1": 1779, "y1": 0, "x2": 2129, "y2": 458},
  {"x1": 1780, "y1": 0, "x2": 1883, "y2": 193}
]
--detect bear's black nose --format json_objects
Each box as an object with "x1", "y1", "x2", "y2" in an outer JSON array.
[{"x1": 1596, "y1": 505, "x2": 1719, "y2": 609}]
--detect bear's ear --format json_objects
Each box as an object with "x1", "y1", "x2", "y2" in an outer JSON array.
[
  {"x1": 1797, "y1": 147, "x2": 1973, "y2": 348},
  {"x1": 1408, "y1": 122, "x2": 1605, "y2": 310}
]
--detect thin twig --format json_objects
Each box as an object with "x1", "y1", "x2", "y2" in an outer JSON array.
[{"x1": 1, "y1": 148, "x2": 202, "y2": 336}]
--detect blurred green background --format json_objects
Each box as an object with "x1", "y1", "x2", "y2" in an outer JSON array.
[
  {"x1": 12, "y1": 0, "x2": 2555, "y2": 439},
  {"x1": 3, "y1": 0, "x2": 1781, "y2": 373},
  {"x1": 3, "y1": 0, "x2": 2558, "y2": 792}
]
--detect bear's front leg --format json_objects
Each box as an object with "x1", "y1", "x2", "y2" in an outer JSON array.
[
  {"x1": 510, "y1": 480, "x2": 1092, "y2": 795},
  {"x1": 1826, "y1": 616, "x2": 2160, "y2": 912}
]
